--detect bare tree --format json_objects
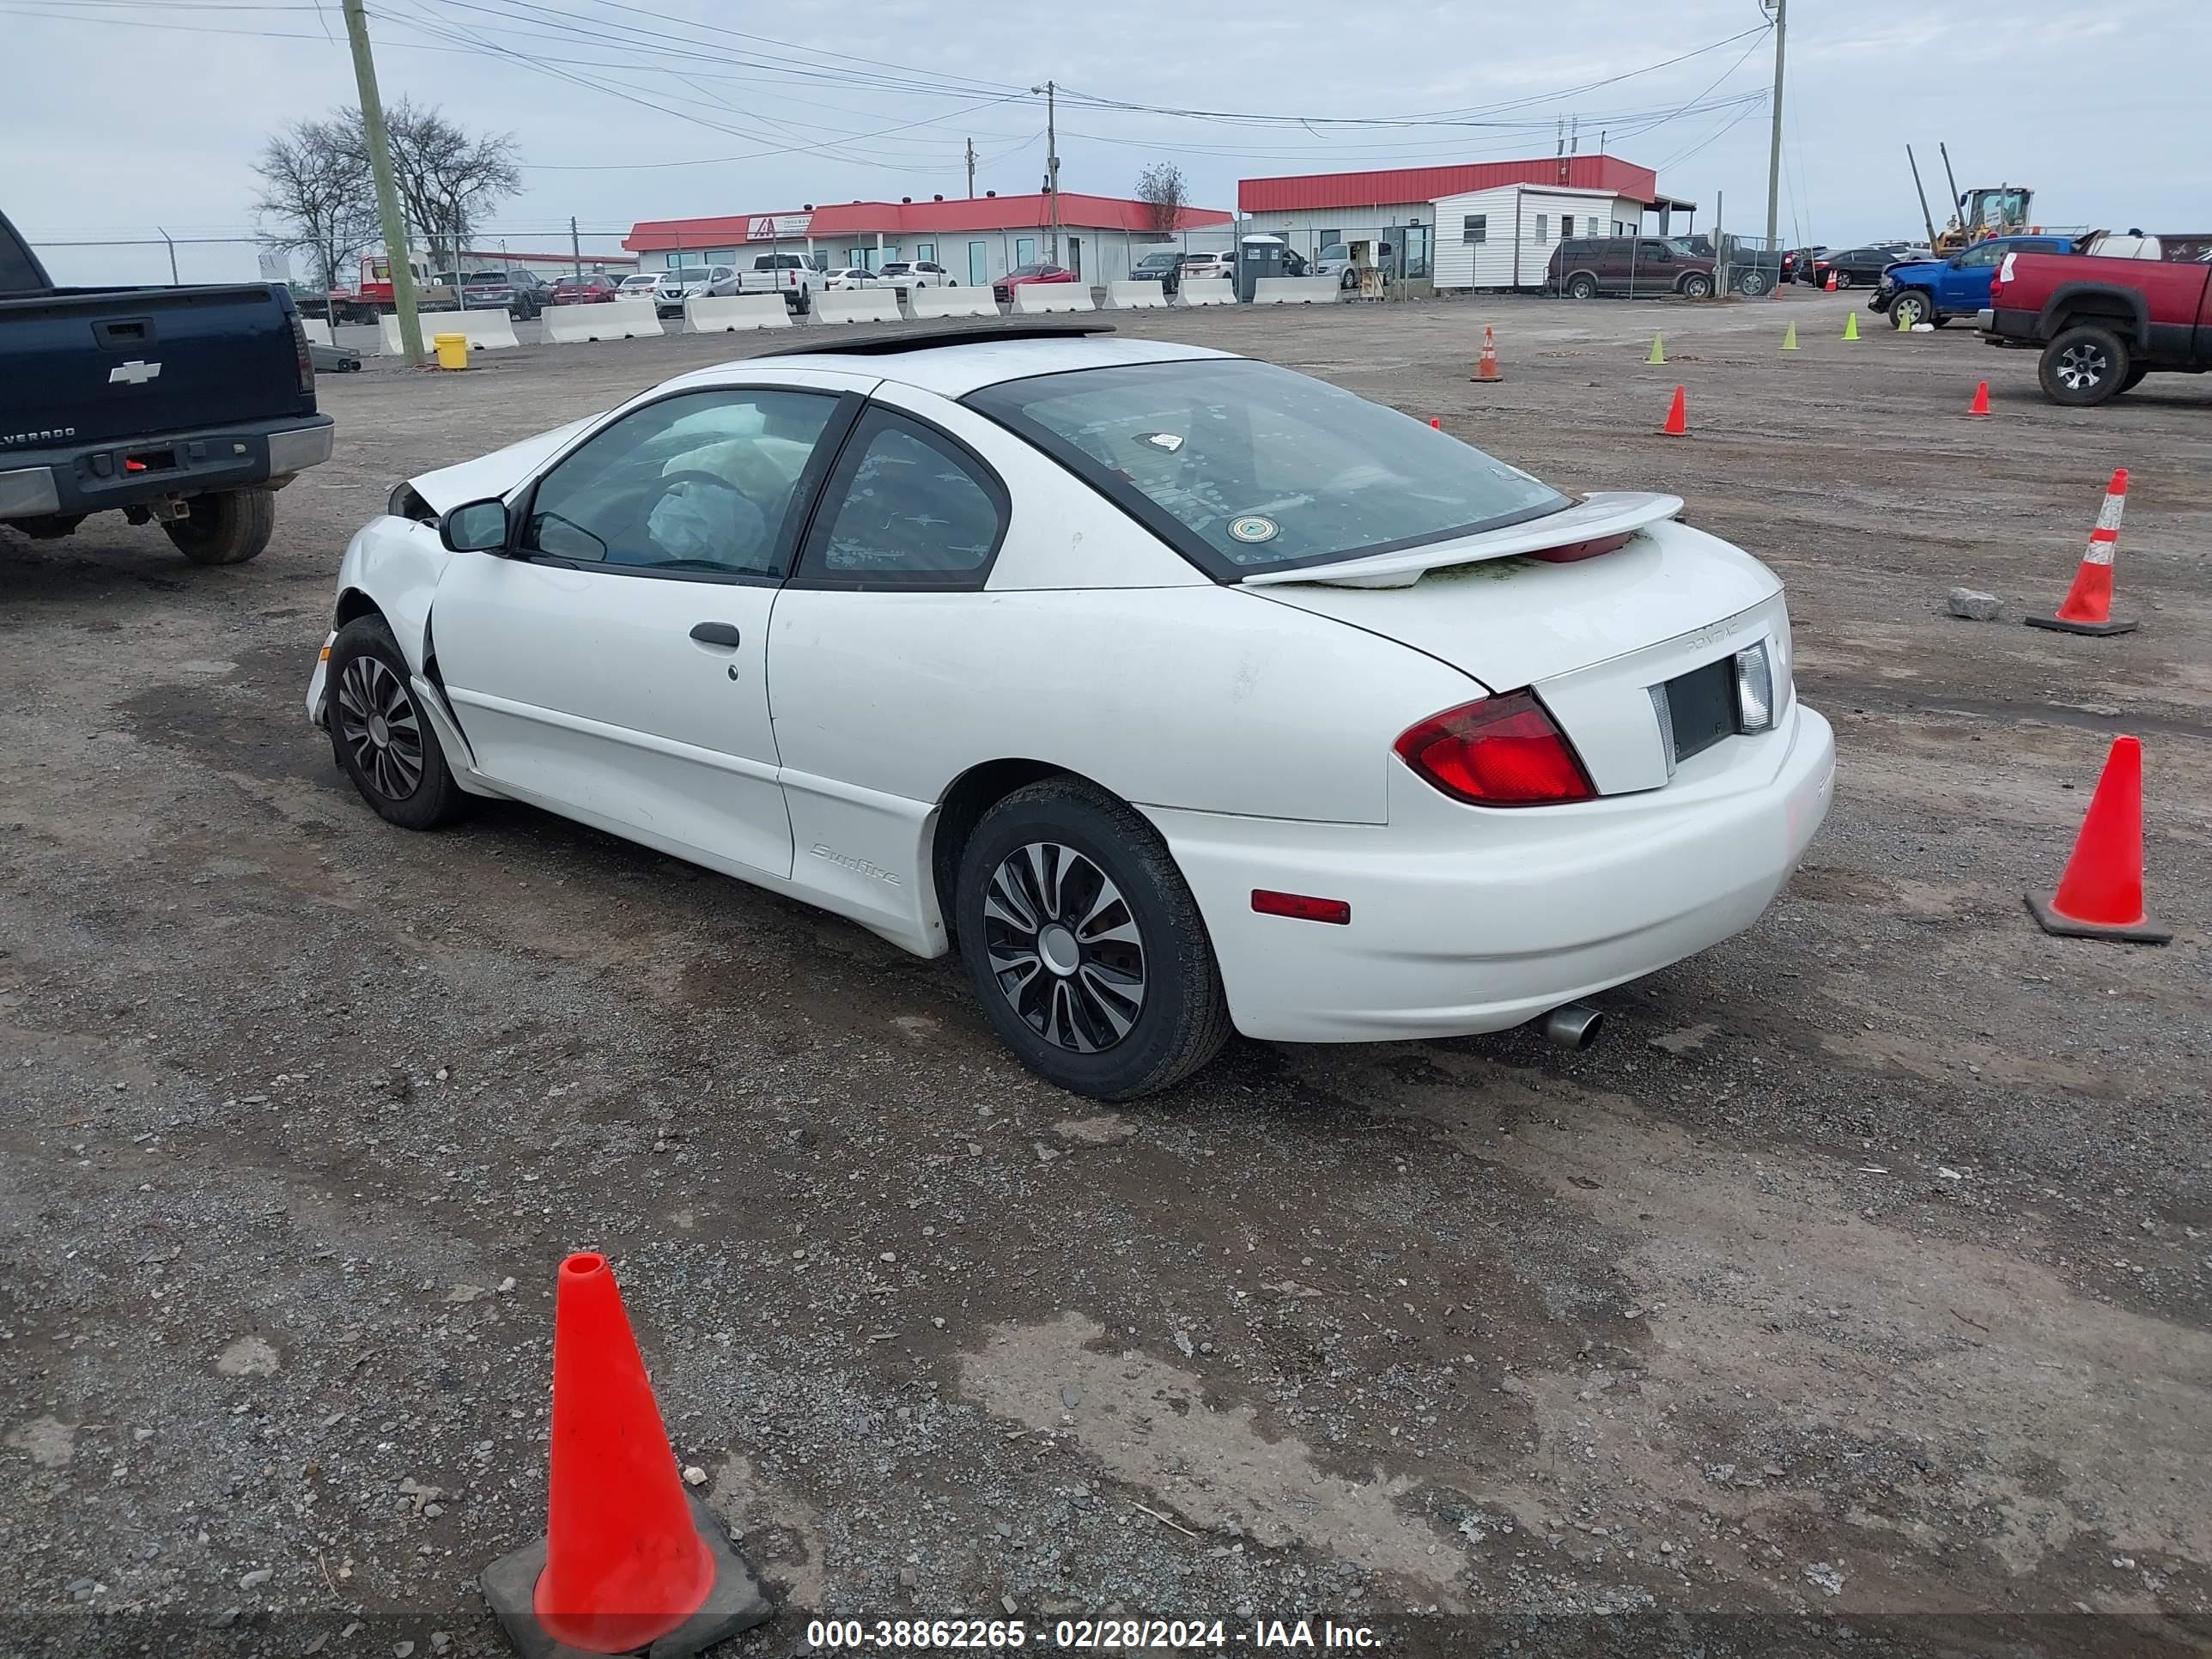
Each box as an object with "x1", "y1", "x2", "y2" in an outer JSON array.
[
  {"x1": 252, "y1": 117, "x2": 376, "y2": 292},
  {"x1": 339, "y1": 100, "x2": 523, "y2": 275},
  {"x1": 1133, "y1": 162, "x2": 1189, "y2": 238}
]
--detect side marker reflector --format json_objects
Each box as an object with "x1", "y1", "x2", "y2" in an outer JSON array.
[{"x1": 1251, "y1": 890, "x2": 1352, "y2": 926}]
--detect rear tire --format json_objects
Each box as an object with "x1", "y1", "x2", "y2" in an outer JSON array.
[
  {"x1": 326, "y1": 615, "x2": 466, "y2": 831},
  {"x1": 1832, "y1": 270, "x2": 1855, "y2": 290},
  {"x1": 165, "y1": 489, "x2": 275, "y2": 565},
  {"x1": 2039, "y1": 324, "x2": 2130, "y2": 406},
  {"x1": 1680, "y1": 273, "x2": 1713, "y2": 299},
  {"x1": 955, "y1": 779, "x2": 1230, "y2": 1100},
  {"x1": 1736, "y1": 269, "x2": 1771, "y2": 297}
]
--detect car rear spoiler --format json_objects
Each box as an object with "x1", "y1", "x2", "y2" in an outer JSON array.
[{"x1": 1242, "y1": 493, "x2": 1685, "y2": 589}]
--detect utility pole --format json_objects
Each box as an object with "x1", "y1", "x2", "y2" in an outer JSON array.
[
  {"x1": 569, "y1": 215, "x2": 581, "y2": 280},
  {"x1": 342, "y1": 0, "x2": 423, "y2": 363},
  {"x1": 1762, "y1": 0, "x2": 1787, "y2": 263},
  {"x1": 965, "y1": 137, "x2": 976, "y2": 200},
  {"x1": 1031, "y1": 81, "x2": 1060, "y2": 262}
]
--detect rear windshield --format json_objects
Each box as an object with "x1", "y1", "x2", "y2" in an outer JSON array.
[{"x1": 967, "y1": 357, "x2": 1568, "y2": 580}]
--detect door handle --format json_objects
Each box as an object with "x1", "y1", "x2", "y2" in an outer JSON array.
[{"x1": 688, "y1": 621, "x2": 742, "y2": 648}]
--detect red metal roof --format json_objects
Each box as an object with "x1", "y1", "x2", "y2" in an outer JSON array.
[
  {"x1": 624, "y1": 192, "x2": 1231, "y2": 252},
  {"x1": 1237, "y1": 155, "x2": 1659, "y2": 215}
]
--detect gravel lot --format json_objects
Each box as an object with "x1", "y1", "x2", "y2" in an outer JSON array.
[{"x1": 4, "y1": 293, "x2": 2208, "y2": 1657}]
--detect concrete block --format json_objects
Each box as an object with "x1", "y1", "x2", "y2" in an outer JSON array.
[{"x1": 684, "y1": 294, "x2": 792, "y2": 333}]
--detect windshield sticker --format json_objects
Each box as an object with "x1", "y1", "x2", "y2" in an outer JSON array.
[
  {"x1": 1227, "y1": 514, "x2": 1279, "y2": 544},
  {"x1": 1138, "y1": 431, "x2": 1185, "y2": 453}
]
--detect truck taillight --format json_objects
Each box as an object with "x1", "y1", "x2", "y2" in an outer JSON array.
[
  {"x1": 1394, "y1": 690, "x2": 1595, "y2": 807},
  {"x1": 288, "y1": 313, "x2": 315, "y2": 396}
]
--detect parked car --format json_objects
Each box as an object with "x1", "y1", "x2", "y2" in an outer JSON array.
[
  {"x1": 1178, "y1": 252, "x2": 1231, "y2": 283},
  {"x1": 615, "y1": 272, "x2": 662, "y2": 304},
  {"x1": 1781, "y1": 246, "x2": 1828, "y2": 285},
  {"x1": 878, "y1": 260, "x2": 953, "y2": 294},
  {"x1": 737, "y1": 252, "x2": 829, "y2": 314},
  {"x1": 647, "y1": 264, "x2": 739, "y2": 317},
  {"x1": 450, "y1": 270, "x2": 543, "y2": 321},
  {"x1": 550, "y1": 274, "x2": 621, "y2": 305},
  {"x1": 1979, "y1": 240, "x2": 2212, "y2": 404},
  {"x1": 304, "y1": 330, "x2": 1832, "y2": 1098},
  {"x1": 1814, "y1": 245, "x2": 1928, "y2": 290},
  {"x1": 1128, "y1": 249, "x2": 1183, "y2": 296},
  {"x1": 1548, "y1": 236, "x2": 1719, "y2": 300},
  {"x1": 993, "y1": 264, "x2": 1077, "y2": 304},
  {"x1": 1668, "y1": 234, "x2": 1781, "y2": 297},
  {"x1": 1313, "y1": 242, "x2": 1365, "y2": 291},
  {"x1": 1869, "y1": 234, "x2": 2074, "y2": 328},
  {"x1": 0, "y1": 207, "x2": 333, "y2": 565},
  {"x1": 824, "y1": 267, "x2": 880, "y2": 290}
]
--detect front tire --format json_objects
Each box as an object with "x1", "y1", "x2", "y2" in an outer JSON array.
[
  {"x1": 1565, "y1": 273, "x2": 1597, "y2": 301},
  {"x1": 1888, "y1": 289, "x2": 1933, "y2": 329},
  {"x1": 1736, "y1": 269, "x2": 1771, "y2": 297},
  {"x1": 2039, "y1": 324, "x2": 2130, "y2": 406},
  {"x1": 956, "y1": 779, "x2": 1230, "y2": 1100},
  {"x1": 327, "y1": 615, "x2": 466, "y2": 830},
  {"x1": 165, "y1": 488, "x2": 274, "y2": 565}
]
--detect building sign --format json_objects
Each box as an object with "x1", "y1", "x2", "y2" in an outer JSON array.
[{"x1": 747, "y1": 214, "x2": 811, "y2": 240}]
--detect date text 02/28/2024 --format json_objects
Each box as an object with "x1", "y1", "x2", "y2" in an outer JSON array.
[{"x1": 803, "y1": 1618, "x2": 1382, "y2": 1649}]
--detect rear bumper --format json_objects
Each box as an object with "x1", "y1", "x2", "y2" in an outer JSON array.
[
  {"x1": 0, "y1": 413, "x2": 333, "y2": 522},
  {"x1": 1974, "y1": 307, "x2": 1996, "y2": 331},
  {"x1": 1983, "y1": 306, "x2": 2039, "y2": 343},
  {"x1": 1148, "y1": 702, "x2": 1836, "y2": 1043}
]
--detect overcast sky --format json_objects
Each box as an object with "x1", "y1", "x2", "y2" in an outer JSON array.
[{"x1": 6, "y1": 0, "x2": 2205, "y2": 286}]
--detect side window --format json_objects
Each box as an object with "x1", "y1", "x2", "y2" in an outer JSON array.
[
  {"x1": 1957, "y1": 244, "x2": 1996, "y2": 268},
  {"x1": 801, "y1": 408, "x2": 1007, "y2": 590},
  {"x1": 1462, "y1": 215, "x2": 1487, "y2": 245},
  {"x1": 523, "y1": 389, "x2": 841, "y2": 580},
  {"x1": 1640, "y1": 240, "x2": 1673, "y2": 263}
]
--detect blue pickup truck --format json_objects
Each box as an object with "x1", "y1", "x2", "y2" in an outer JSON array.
[
  {"x1": 1869, "y1": 234, "x2": 2075, "y2": 328},
  {"x1": 1, "y1": 209, "x2": 334, "y2": 564}
]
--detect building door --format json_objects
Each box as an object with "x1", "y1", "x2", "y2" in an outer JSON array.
[
  {"x1": 968, "y1": 241, "x2": 988, "y2": 284},
  {"x1": 1015, "y1": 235, "x2": 1036, "y2": 267},
  {"x1": 1401, "y1": 223, "x2": 1431, "y2": 279},
  {"x1": 1067, "y1": 236, "x2": 1080, "y2": 277}
]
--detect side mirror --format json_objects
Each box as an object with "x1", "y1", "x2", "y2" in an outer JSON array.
[{"x1": 439, "y1": 498, "x2": 510, "y2": 553}]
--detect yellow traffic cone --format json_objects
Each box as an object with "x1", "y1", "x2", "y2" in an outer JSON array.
[
  {"x1": 1843, "y1": 312, "x2": 1861, "y2": 342},
  {"x1": 1781, "y1": 321, "x2": 1799, "y2": 351},
  {"x1": 1894, "y1": 307, "x2": 1911, "y2": 331},
  {"x1": 1648, "y1": 332, "x2": 1666, "y2": 365}
]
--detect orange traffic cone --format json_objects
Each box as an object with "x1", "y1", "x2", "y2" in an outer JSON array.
[
  {"x1": 2027, "y1": 736, "x2": 2170, "y2": 942},
  {"x1": 1824, "y1": 270, "x2": 1838, "y2": 292},
  {"x1": 481, "y1": 1253, "x2": 769, "y2": 1656},
  {"x1": 1473, "y1": 326, "x2": 1502, "y2": 382},
  {"x1": 1429, "y1": 417, "x2": 1442, "y2": 428},
  {"x1": 2026, "y1": 469, "x2": 2138, "y2": 635},
  {"x1": 1661, "y1": 385, "x2": 1687, "y2": 436},
  {"x1": 1966, "y1": 380, "x2": 1990, "y2": 417}
]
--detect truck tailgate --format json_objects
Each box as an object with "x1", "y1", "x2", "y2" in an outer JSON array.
[{"x1": 0, "y1": 283, "x2": 313, "y2": 447}]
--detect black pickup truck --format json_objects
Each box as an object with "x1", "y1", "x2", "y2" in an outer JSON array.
[{"x1": 0, "y1": 210, "x2": 334, "y2": 565}]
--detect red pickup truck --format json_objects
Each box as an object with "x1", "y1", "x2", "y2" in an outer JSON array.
[{"x1": 1979, "y1": 237, "x2": 2212, "y2": 405}]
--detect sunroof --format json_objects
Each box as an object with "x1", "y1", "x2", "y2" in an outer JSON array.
[{"x1": 757, "y1": 320, "x2": 1116, "y2": 357}]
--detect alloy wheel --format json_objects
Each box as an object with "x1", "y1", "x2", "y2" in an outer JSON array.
[
  {"x1": 981, "y1": 842, "x2": 1146, "y2": 1054},
  {"x1": 335, "y1": 655, "x2": 425, "y2": 802},
  {"x1": 2055, "y1": 342, "x2": 2109, "y2": 391}
]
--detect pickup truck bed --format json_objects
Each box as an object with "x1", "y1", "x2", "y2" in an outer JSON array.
[
  {"x1": 1979, "y1": 243, "x2": 2212, "y2": 405},
  {"x1": 2, "y1": 210, "x2": 334, "y2": 563}
]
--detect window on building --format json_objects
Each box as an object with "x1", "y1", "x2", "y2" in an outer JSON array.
[
  {"x1": 915, "y1": 242, "x2": 935, "y2": 263},
  {"x1": 1534, "y1": 215, "x2": 1548, "y2": 243},
  {"x1": 1319, "y1": 228, "x2": 1342, "y2": 252},
  {"x1": 1559, "y1": 216, "x2": 1575, "y2": 240},
  {"x1": 1462, "y1": 215, "x2": 1487, "y2": 246},
  {"x1": 1016, "y1": 235, "x2": 1037, "y2": 266}
]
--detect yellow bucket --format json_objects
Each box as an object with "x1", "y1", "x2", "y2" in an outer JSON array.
[{"x1": 433, "y1": 331, "x2": 470, "y2": 370}]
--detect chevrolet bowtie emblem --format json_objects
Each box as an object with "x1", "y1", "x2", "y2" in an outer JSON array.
[{"x1": 108, "y1": 360, "x2": 162, "y2": 386}]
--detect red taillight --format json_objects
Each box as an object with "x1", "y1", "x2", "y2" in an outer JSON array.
[
  {"x1": 1394, "y1": 691, "x2": 1595, "y2": 806},
  {"x1": 1525, "y1": 531, "x2": 1633, "y2": 564},
  {"x1": 1251, "y1": 890, "x2": 1352, "y2": 925}
]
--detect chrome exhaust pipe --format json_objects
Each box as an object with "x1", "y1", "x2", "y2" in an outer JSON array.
[{"x1": 1540, "y1": 1002, "x2": 1604, "y2": 1050}]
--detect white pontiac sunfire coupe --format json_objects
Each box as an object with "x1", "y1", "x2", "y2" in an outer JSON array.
[{"x1": 307, "y1": 325, "x2": 1834, "y2": 1098}]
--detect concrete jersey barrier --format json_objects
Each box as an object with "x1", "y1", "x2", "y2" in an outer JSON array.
[
  {"x1": 1103, "y1": 281, "x2": 1168, "y2": 310},
  {"x1": 684, "y1": 294, "x2": 792, "y2": 333},
  {"x1": 381, "y1": 311, "x2": 520, "y2": 353},
  {"x1": 1176, "y1": 279, "x2": 1237, "y2": 307},
  {"x1": 907, "y1": 286, "x2": 1000, "y2": 319},
  {"x1": 544, "y1": 301, "x2": 664, "y2": 343},
  {"x1": 1012, "y1": 284, "x2": 1096, "y2": 314},
  {"x1": 1252, "y1": 276, "x2": 1343, "y2": 305},
  {"x1": 301, "y1": 318, "x2": 333, "y2": 346},
  {"x1": 813, "y1": 287, "x2": 903, "y2": 325}
]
